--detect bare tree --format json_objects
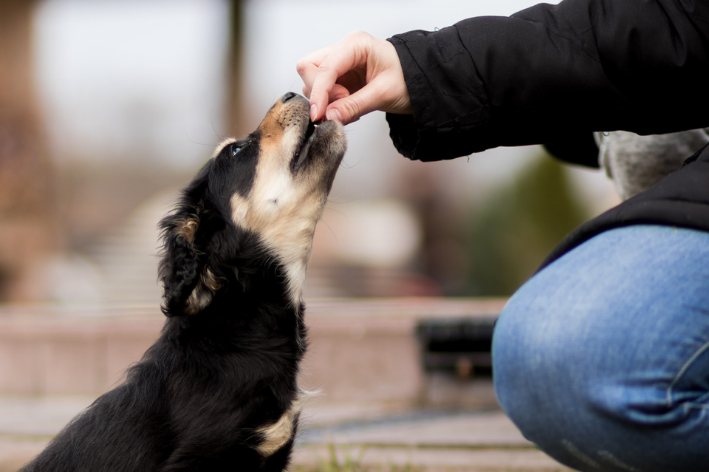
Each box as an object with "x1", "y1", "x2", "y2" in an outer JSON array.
[{"x1": 0, "y1": 0, "x2": 57, "y2": 301}]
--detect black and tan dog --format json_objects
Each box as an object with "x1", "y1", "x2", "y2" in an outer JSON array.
[{"x1": 21, "y1": 92, "x2": 346, "y2": 472}]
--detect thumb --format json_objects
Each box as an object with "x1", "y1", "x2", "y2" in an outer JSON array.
[
  {"x1": 325, "y1": 83, "x2": 383, "y2": 125},
  {"x1": 325, "y1": 99, "x2": 358, "y2": 125}
]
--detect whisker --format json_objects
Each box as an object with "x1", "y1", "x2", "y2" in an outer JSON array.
[
  {"x1": 185, "y1": 132, "x2": 218, "y2": 147},
  {"x1": 323, "y1": 207, "x2": 349, "y2": 222},
  {"x1": 327, "y1": 197, "x2": 360, "y2": 205},
  {"x1": 339, "y1": 152, "x2": 364, "y2": 169},
  {"x1": 210, "y1": 109, "x2": 225, "y2": 141},
  {"x1": 318, "y1": 216, "x2": 338, "y2": 243}
]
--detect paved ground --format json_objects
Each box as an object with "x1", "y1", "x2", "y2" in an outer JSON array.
[{"x1": 0, "y1": 395, "x2": 573, "y2": 472}]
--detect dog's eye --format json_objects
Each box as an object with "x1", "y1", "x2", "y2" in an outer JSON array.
[{"x1": 231, "y1": 144, "x2": 244, "y2": 156}]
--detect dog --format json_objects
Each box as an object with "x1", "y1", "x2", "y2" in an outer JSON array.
[{"x1": 20, "y1": 92, "x2": 346, "y2": 472}]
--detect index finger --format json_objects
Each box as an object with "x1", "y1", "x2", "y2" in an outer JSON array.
[
  {"x1": 297, "y1": 47, "x2": 330, "y2": 97},
  {"x1": 306, "y1": 39, "x2": 363, "y2": 122}
]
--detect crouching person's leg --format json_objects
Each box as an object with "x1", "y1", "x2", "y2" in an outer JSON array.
[{"x1": 493, "y1": 225, "x2": 709, "y2": 472}]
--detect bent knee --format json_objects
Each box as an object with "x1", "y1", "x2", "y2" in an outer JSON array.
[{"x1": 493, "y1": 301, "x2": 709, "y2": 471}]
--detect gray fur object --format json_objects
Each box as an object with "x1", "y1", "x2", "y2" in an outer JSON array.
[{"x1": 596, "y1": 129, "x2": 709, "y2": 201}]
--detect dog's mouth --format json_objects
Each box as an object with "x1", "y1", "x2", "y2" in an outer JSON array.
[
  {"x1": 278, "y1": 94, "x2": 345, "y2": 178},
  {"x1": 291, "y1": 119, "x2": 321, "y2": 171}
]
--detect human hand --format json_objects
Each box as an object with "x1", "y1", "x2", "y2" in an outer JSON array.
[{"x1": 297, "y1": 31, "x2": 412, "y2": 125}]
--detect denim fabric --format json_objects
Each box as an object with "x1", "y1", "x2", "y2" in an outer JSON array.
[{"x1": 493, "y1": 225, "x2": 709, "y2": 472}]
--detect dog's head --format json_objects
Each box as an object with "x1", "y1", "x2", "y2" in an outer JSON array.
[{"x1": 159, "y1": 93, "x2": 346, "y2": 316}]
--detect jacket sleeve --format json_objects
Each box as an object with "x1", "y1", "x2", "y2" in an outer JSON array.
[{"x1": 386, "y1": 0, "x2": 709, "y2": 162}]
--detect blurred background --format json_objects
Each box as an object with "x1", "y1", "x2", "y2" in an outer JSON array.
[
  {"x1": 0, "y1": 1, "x2": 621, "y2": 469},
  {"x1": 0, "y1": 0, "x2": 618, "y2": 306}
]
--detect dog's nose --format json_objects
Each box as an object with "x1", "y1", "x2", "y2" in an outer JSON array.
[{"x1": 282, "y1": 92, "x2": 298, "y2": 102}]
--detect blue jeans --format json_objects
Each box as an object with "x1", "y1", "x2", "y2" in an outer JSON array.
[{"x1": 493, "y1": 225, "x2": 709, "y2": 472}]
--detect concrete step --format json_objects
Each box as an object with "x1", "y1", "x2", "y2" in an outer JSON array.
[{"x1": 0, "y1": 298, "x2": 506, "y2": 404}]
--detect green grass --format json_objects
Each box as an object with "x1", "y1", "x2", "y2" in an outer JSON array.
[{"x1": 293, "y1": 443, "x2": 421, "y2": 472}]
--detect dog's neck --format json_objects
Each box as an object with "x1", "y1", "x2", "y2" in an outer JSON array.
[
  {"x1": 201, "y1": 252, "x2": 308, "y2": 351},
  {"x1": 258, "y1": 223, "x2": 317, "y2": 309},
  {"x1": 228, "y1": 239, "x2": 312, "y2": 312},
  {"x1": 277, "y1": 241, "x2": 313, "y2": 309}
]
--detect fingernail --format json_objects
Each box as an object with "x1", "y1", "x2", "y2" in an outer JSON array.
[
  {"x1": 327, "y1": 108, "x2": 342, "y2": 123},
  {"x1": 310, "y1": 104, "x2": 318, "y2": 121}
]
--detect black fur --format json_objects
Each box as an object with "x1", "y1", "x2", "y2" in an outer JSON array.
[{"x1": 20, "y1": 135, "x2": 307, "y2": 472}]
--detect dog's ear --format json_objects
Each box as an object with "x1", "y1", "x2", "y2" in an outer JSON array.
[
  {"x1": 159, "y1": 213, "x2": 202, "y2": 316},
  {"x1": 159, "y1": 161, "x2": 221, "y2": 317}
]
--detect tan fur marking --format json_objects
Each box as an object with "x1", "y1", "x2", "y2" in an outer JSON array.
[
  {"x1": 258, "y1": 112, "x2": 285, "y2": 147},
  {"x1": 201, "y1": 268, "x2": 222, "y2": 292},
  {"x1": 255, "y1": 390, "x2": 314, "y2": 457},
  {"x1": 184, "y1": 269, "x2": 221, "y2": 315},
  {"x1": 177, "y1": 217, "x2": 199, "y2": 243},
  {"x1": 227, "y1": 100, "x2": 319, "y2": 306},
  {"x1": 212, "y1": 138, "x2": 236, "y2": 158},
  {"x1": 223, "y1": 96, "x2": 345, "y2": 306}
]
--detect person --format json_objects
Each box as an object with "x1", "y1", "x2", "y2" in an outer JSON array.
[{"x1": 297, "y1": 0, "x2": 709, "y2": 471}]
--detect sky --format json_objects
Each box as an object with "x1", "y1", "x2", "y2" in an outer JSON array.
[{"x1": 34, "y1": 0, "x2": 231, "y2": 166}]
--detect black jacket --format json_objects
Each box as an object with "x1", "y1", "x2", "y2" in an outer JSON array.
[{"x1": 386, "y1": 0, "x2": 709, "y2": 267}]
